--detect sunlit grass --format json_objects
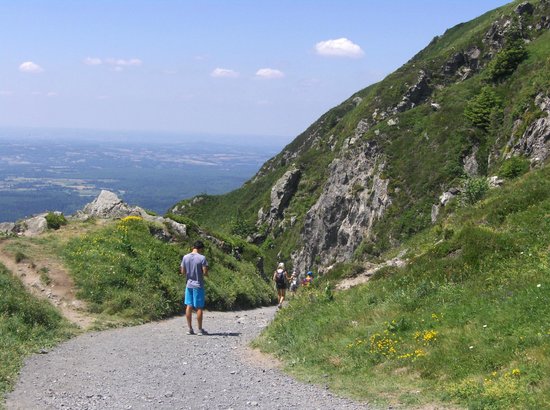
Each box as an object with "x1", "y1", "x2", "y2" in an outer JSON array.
[{"x1": 254, "y1": 166, "x2": 550, "y2": 408}]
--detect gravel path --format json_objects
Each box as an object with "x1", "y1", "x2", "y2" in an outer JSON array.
[{"x1": 6, "y1": 306, "x2": 368, "y2": 409}]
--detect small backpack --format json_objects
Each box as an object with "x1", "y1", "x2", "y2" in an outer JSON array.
[{"x1": 275, "y1": 268, "x2": 286, "y2": 285}]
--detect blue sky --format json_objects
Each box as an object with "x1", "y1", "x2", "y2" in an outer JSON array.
[{"x1": 0, "y1": 0, "x2": 510, "y2": 141}]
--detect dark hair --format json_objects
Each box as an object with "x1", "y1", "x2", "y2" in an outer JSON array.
[{"x1": 193, "y1": 240, "x2": 205, "y2": 250}]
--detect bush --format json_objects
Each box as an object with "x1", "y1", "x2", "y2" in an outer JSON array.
[
  {"x1": 499, "y1": 156, "x2": 530, "y2": 179},
  {"x1": 485, "y1": 39, "x2": 528, "y2": 83},
  {"x1": 45, "y1": 212, "x2": 67, "y2": 230},
  {"x1": 460, "y1": 177, "x2": 489, "y2": 205},
  {"x1": 464, "y1": 87, "x2": 502, "y2": 131},
  {"x1": 14, "y1": 251, "x2": 27, "y2": 263}
]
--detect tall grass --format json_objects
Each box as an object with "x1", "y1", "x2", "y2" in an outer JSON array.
[
  {"x1": 63, "y1": 217, "x2": 275, "y2": 321},
  {"x1": 254, "y1": 166, "x2": 550, "y2": 409},
  {"x1": 0, "y1": 264, "x2": 74, "y2": 403}
]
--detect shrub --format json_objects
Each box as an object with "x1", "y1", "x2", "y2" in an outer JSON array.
[
  {"x1": 14, "y1": 251, "x2": 27, "y2": 263},
  {"x1": 499, "y1": 156, "x2": 530, "y2": 179},
  {"x1": 45, "y1": 212, "x2": 67, "y2": 230},
  {"x1": 464, "y1": 87, "x2": 502, "y2": 131},
  {"x1": 485, "y1": 38, "x2": 528, "y2": 83},
  {"x1": 460, "y1": 177, "x2": 489, "y2": 205}
]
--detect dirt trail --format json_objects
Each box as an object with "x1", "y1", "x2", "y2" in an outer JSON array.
[
  {"x1": 0, "y1": 238, "x2": 95, "y2": 330},
  {"x1": 6, "y1": 307, "x2": 369, "y2": 409}
]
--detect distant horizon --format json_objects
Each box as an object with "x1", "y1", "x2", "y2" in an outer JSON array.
[{"x1": 0, "y1": 125, "x2": 294, "y2": 148}]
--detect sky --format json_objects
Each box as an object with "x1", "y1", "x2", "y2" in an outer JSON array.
[{"x1": 0, "y1": 0, "x2": 511, "y2": 142}]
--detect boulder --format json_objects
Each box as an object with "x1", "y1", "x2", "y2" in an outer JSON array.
[
  {"x1": 16, "y1": 214, "x2": 48, "y2": 236},
  {"x1": 77, "y1": 190, "x2": 187, "y2": 242},
  {"x1": 515, "y1": 2, "x2": 534, "y2": 15},
  {"x1": 80, "y1": 190, "x2": 139, "y2": 219},
  {"x1": 0, "y1": 222, "x2": 16, "y2": 235},
  {"x1": 394, "y1": 70, "x2": 432, "y2": 113}
]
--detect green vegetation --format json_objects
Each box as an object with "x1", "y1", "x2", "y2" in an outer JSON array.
[
  {"x1": 45, "y1": 212, "x2": 68, "y2": 230},
  {"x1": 464, "y1": 86, "x2": 502, "y2": 131},
  {"x1": 254, "y1": 166, "x2": 550, "y2": 409},
  {"x1": 499, "y1": 156, "x2": 530, "y2": 179},
  {"x1": 485, "y1": 23, "x2": 529, "y2": 83},
  {"x1": 63, "y1": 216, "x2": 274, "y2": 321},
  {"x1": 0, "y1": 263, "x2": 74, "y2": 402},
  {"x1": 459, "y1": 176, "x2": 490, "y2": 205}
]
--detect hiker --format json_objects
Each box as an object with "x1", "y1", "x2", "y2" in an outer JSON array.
[
  {"x1": 180, "y1": 240, "x2": 209, "y2": 335},
  {"x1": 303, "y1": 271, "x2": 314, "y2": 286},
  {"x1": 273, "y1": 262, "x2": 290, "y2": 308},
  {"x1": 289, "y1": 270, "x2": 299, "y2": 293}
]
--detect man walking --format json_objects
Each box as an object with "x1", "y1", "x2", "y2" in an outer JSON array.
[{"x1": 180, "y1": 240, "x2": 209, "y2": 335}]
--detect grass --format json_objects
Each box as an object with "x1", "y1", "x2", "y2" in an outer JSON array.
[
  {"x1": 63, "y1": 216, "x2": 275, "y2": 321},
  {"x1": 253, "y1": 165, "x2": 550, "y2": 409},
  {"x1": 0, "y1": 263, "x2": 75, "y2": 405}
]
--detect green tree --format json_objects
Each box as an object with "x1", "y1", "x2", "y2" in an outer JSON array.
[{"x1": 464, "y1": 87, "x2": 502, "y2": 131}]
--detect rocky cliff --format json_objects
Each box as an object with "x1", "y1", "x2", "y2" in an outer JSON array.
[{"x1": 170, "y1": 0, "x2": 550, "y2": 274}]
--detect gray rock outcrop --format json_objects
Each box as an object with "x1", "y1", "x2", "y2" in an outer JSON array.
[
  {"x1": 78, "y1": 190, "x2": 141, "y2": 219},
  {"x1": 463, "y1": 146, "x2": 479, "y2": 176},
  {"x1": 76, "y1": 190, "x2": 187, "y2": 242},
  {"x1": 0, "y1": 222, "x2": 16, "y2": 236},
  {"x1": 256, "y1": 167, "x2": 301, "y2": 232},
  {"x1": 293, "y1": 140, "x2": 391, "y2": 273},
  {"x1": 515, "y1": 2, "x2": 534, "y2": 15},
  {"x1": 394, "y1": 70, "x2": 432, "y2": 113},
  {"x1": 442, "y1": 47, "x2": 481, "y2": 80},
  {"x1": 507, "y1": 93, "x2": 550, "y2": 165},
  {"x1": 1, "y1": 214, "x2": 49, "y2": 237}
]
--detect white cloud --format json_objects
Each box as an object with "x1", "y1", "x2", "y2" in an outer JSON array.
[
  {"x1": 314, "y1": 38, "x2": 364, "y2": 58},
  {"x1": 211, "y1": 68, "x2": 239, "y2": 78},
  {"x1": 47, "y1": 91, "x2": 58, "y2": 97},
  {"x1": 19, "y1": 61, "x2": 44, "y2": 73},
  {"x1": 0, "y1": 90, "x2": 14, "y2": 96},
  {"x1": 255, "y1": 68, "x2": 285, "y2": 79},
  {"x1": 84, "y1": 57, "x2": 102, "y2": 65},
  {"x1": 105, "y1": 58, "x2": 143, "y2": 67}
]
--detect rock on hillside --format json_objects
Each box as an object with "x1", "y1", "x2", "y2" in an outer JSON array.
[
  {"x1": 294, "y1": 140, "x2": 391, "y2": 273},
  {"x1": 1, "y1": 190, "x2": 187, "y2": 241},
  {"x1": 78, "y1": 190, "x2": 141, "y2": 219},
  {"x1": 75, "y1": 190, "x2": 188, "y2": 242}
]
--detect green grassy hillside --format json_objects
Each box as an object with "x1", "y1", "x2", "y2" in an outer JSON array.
[
  {"x1": 254, "y1": 165, "x2": 550, "y2": 409},
  {"x1": 170, "y1": 0, "x2": 550, "y2": 272},
  {"x1": 62, "y1": 216, "x2": 275, "y2": 320}
]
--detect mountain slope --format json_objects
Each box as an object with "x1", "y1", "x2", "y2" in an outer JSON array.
[
  {"x1": 255, "y1": 163, "x2": 550, "y2": 409},
  {"x1": 170, "y1": 0, "x2": 550, "y2": 276}
]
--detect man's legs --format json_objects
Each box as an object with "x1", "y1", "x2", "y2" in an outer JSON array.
[
  {"x1": 196, "y1": 308, "x2": 203, "y2": 330},
  {"x1": 186, "y1": 304, "x2": 194, "y2": 330}
]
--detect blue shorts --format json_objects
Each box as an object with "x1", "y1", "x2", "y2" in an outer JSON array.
[{"x1": 185, "y1": 287, "x2": 205, "y2": 309}]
